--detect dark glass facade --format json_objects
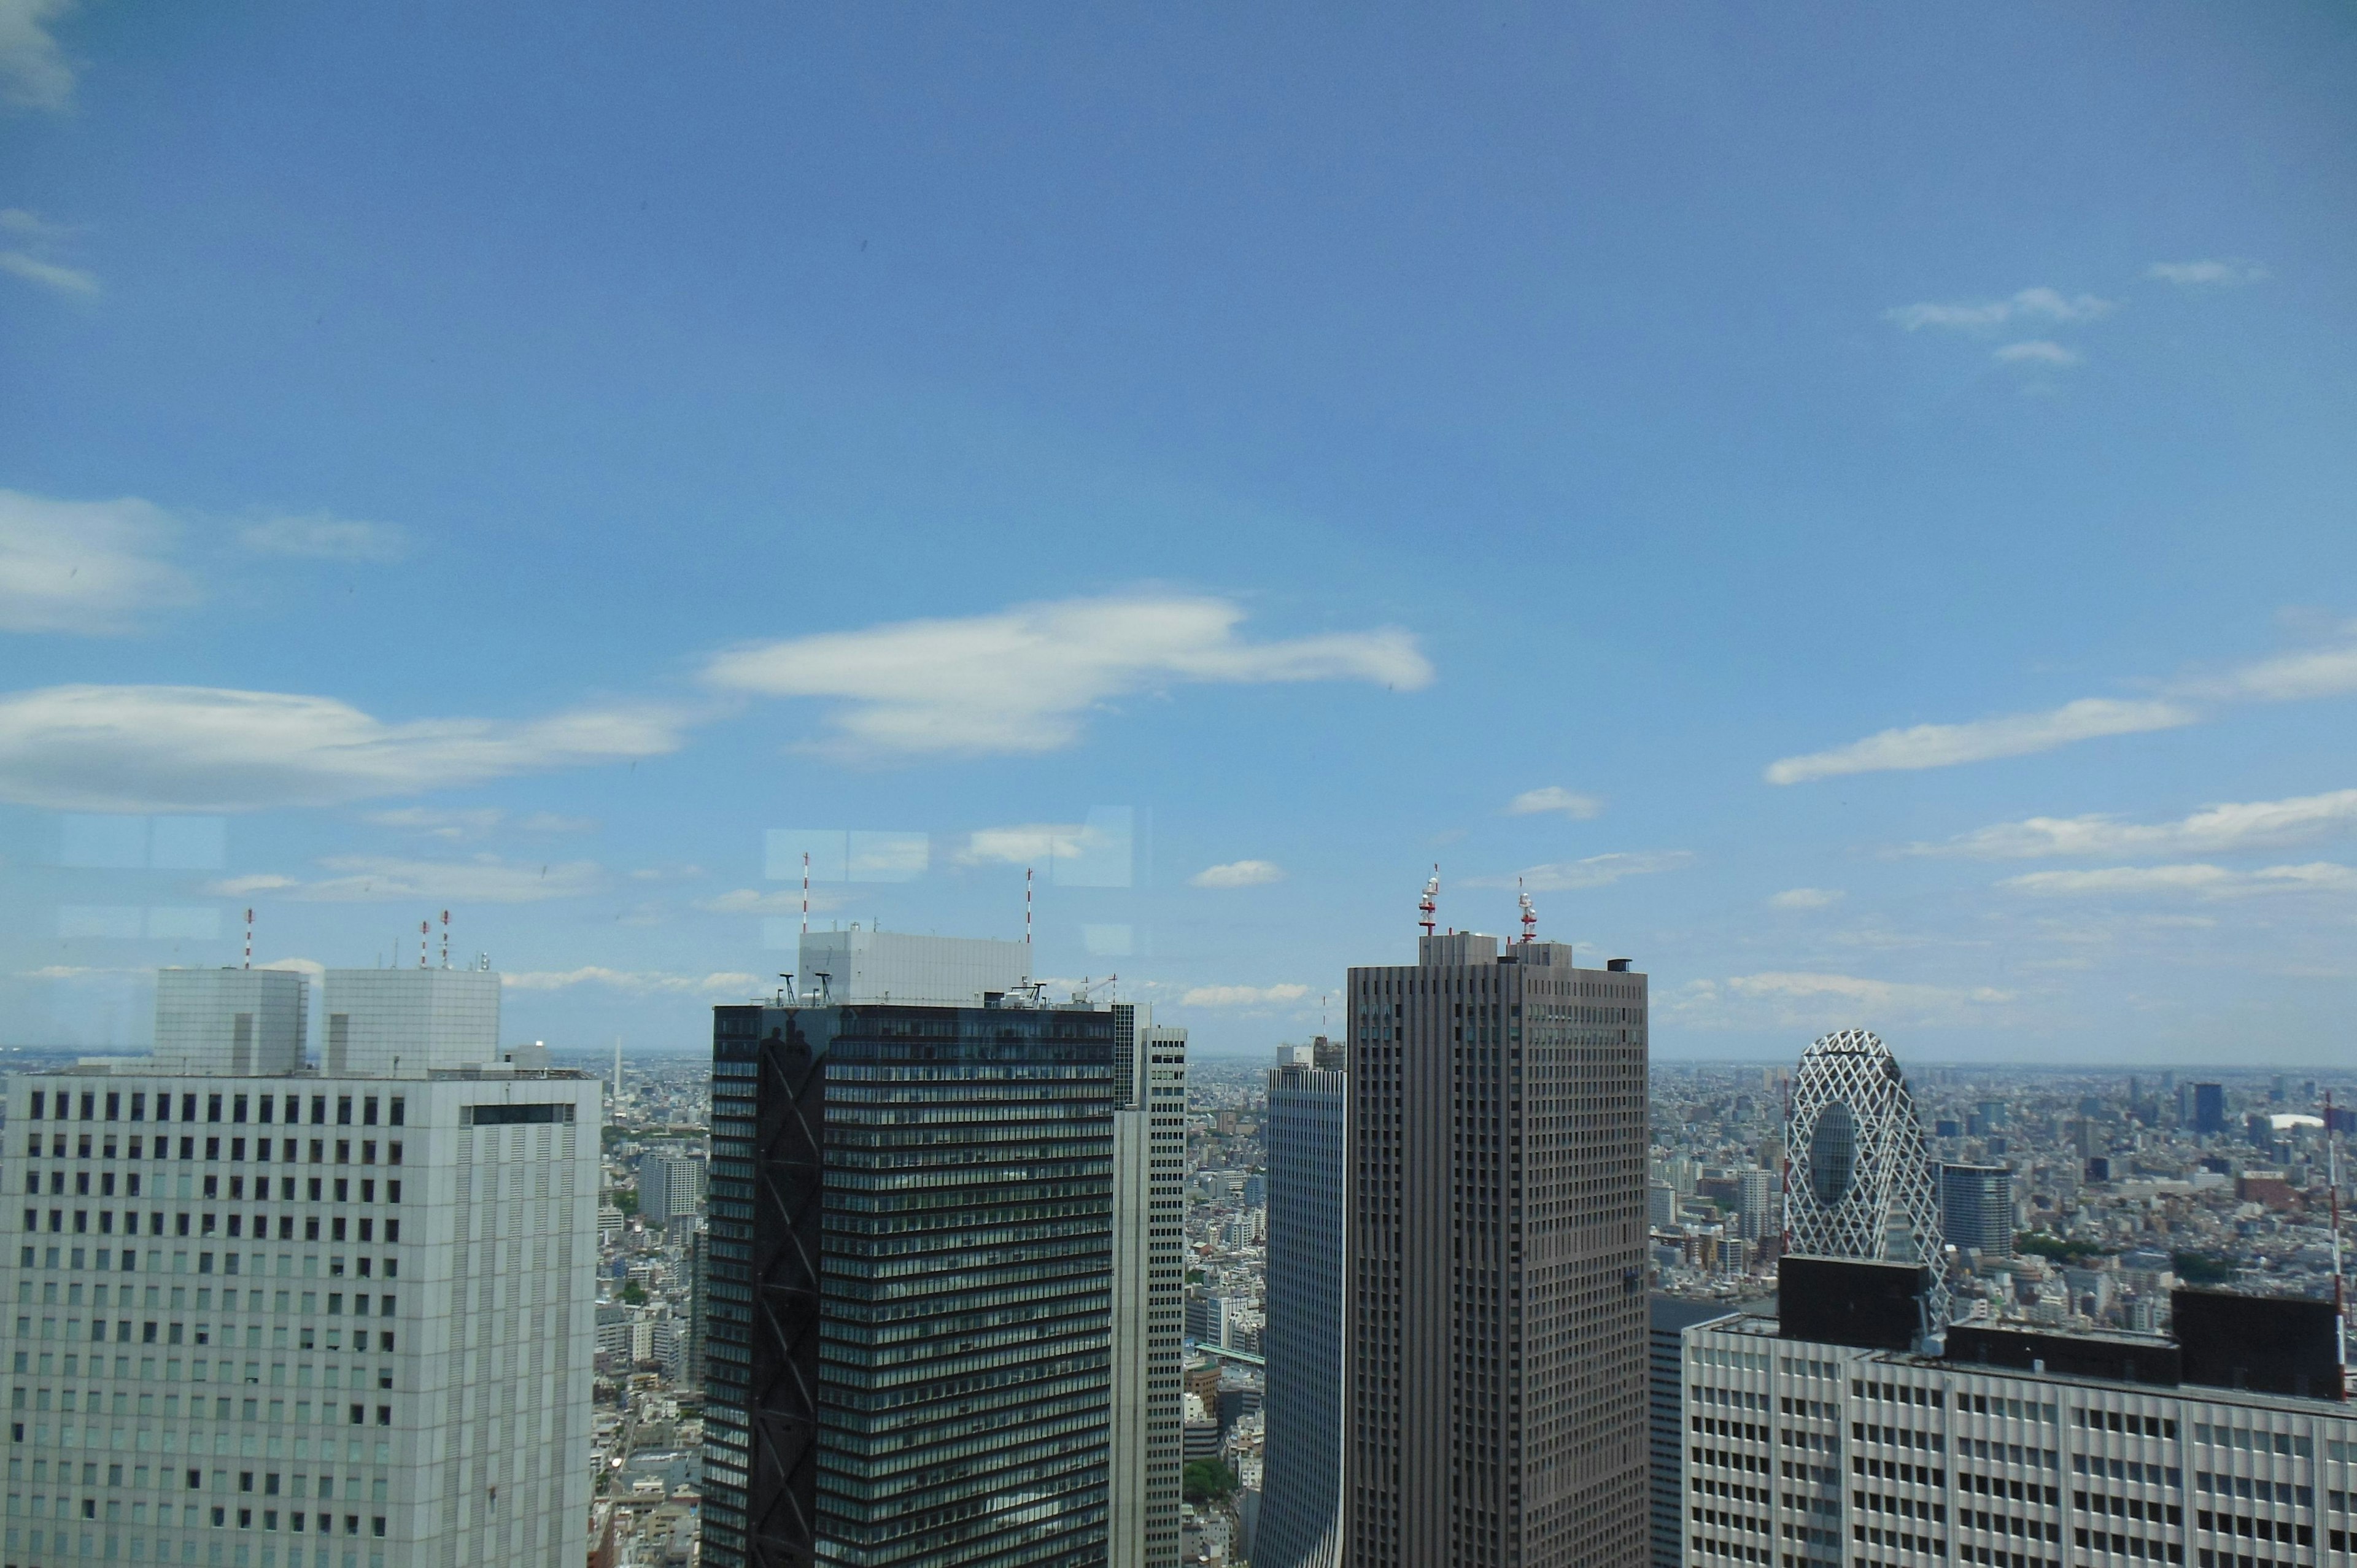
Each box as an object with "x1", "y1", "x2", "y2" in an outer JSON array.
[
  {"x1": 1258, "y1": 1062, "x2": 1347, "y2": 1568},
  {"x1": 705, "y1": 1001, "x2": 1121, "y2": 1568}
]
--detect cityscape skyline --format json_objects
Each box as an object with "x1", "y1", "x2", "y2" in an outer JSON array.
[{"x1": 7, "y1": 937, "x2": 2350, "y2": 1566}]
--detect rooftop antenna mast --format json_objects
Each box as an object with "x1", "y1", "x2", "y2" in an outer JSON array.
[
  {"x1": 418, "y1": 919, "x2": 429, "y2": 970},
  {"x1": 1418, "y1": 865, "x2": 1439, "y2": 937},
  {"x1": 802, "y1": 851, "x2": 811, "y2": 937},
  {"x1": 439, "y1": 910, "x2": 450, "y2": 969},
  {"x1": 1518, "y1": 878, "x2": 1537, "y2": 944},
  {"x1": 1026, "y1": 866, "x2": 1035, "y2": 954},
  {"x1": 243, "y1": 908, "x2": 254, "y2": 971}
]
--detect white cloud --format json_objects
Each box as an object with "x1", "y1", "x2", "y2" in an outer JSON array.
[
  {"x1": 0, "y1": 490, "x2": 197, "y2": 633},
  {"x1": 1766, "y1": 624, "x2": 2357, "y2": 786},
  {"x1": 1666, "y1": 970, "x2": 2013, "y2": 1032},
  {"x1": 1924, "y1": 787, "x2": 2357, "y2": 860},
  {"x1": 957, "y1": 822, "x2": 1098, "y2": 866},
  {"x1": 2177, "y1": 627, "x2": 2357, "y2": 703},
  {"x1": 1506, "y1": 786, "x2": 1603, "y2": 819},
  {"x1": 1178, "y1": 983, "x2": 1311, "y2": 1008},
  {"x1": 255, "y1": 957, "x2": 325, "y2": 979},
  {"x1": 207, "y1": 874, "x2": 298, "y2": 895},
  {"x1": 0, "y1": 0, "x2": 74, "y2": 111},
  {"x1": 500, "y1": 967, "x2": 764, "y2": 997},
  {"x1": 2146, "y1": 260, "x2": 2267, "y2": 287},
  {"x1": 1994, "y1": 340, "x2": 2080, "y2": 367},
  {"x1": 1474, "y1": 850, "x2": 1693, "y2": 892},
  {"x1": 702, "y1": 593, "x2": 1432, "y2": 757},
  {"x1": 0, "y1": 249, "x2": 95, "y2": 295},
  {"x1": 1765, "y1": 698, "x2": 2194, "y2": 785},
  {"x1": 1768, "y1": 887, "x2": 1844, "y2": 910},
  {"x1": 2000, "y1": 862, "x2": 2357, "y2": 899},
  {"x1": 365, "y1": 807, "x2": 505, "y2": 841},
  {"x1": 695, "y1": 887, "x2": 843, "y2": 915},
  {"x1": 238, "y1": 514, "x2": 408, "y2": 563},
  {"x1": 0, "y1": 684, "x2": 690, "y2": 811},
  {"x1": 0, "y1": 207, "x2": 64, "y2": 238},
  {"x1": 1190, "y1": 859, "x2": 1284, "y2": 889},
  {"x1": 521, "y1": 812, "x2": 598, "y2": 834},
  {"x1": 1885, "y1": 287, "x2": 2116, "y2": 333},
  {"x1": 209, "y1": 854, "x2": 604, "y2": 903}
]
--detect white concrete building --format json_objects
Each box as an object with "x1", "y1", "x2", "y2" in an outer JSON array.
[
  {"x1": 1110, "y1": 1005, "x2": 1188, "y2": 1566},
  {"x1": 792, "y1": 928, "x2": 1028, "y2": 1006},
  {"x1": 1679, "y1": 1305, "x2": 2357, "y2": 1568},
  {"x1": 5, "y1": 963, "x2": 600, "y2": 1568}
]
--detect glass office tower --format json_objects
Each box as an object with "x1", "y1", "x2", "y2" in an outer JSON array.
[{"x1": 702, "y1": 986, "x2": 1123, "y2": 1568}]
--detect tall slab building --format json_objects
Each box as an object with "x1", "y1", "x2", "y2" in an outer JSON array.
[
  {"x1": 1347, "y1": 931, "x2": 1650, "y2": 1568},
  {"x1": 1108, "y1": 1004, "x2": 1188, "y2": 1567},
  {"x1": 1257, "y1": 1045, "x2": 1347, "y2": 1568},
  {"x1": 3, "y1": 962, "x2": 600, "y2": 1568},
  {"x1": 703, "y1": 931, "x2": 1167, "y2": 1568}
]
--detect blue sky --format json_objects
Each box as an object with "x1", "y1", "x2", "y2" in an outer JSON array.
[{"x1": 3, "y1": 3, "x2": 2354, "y2": 1062}]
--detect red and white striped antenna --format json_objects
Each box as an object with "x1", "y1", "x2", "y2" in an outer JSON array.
[
  {"x1": 1418, "y1": 865, "x2": 1439, "y2": 937},
  {"x1": 801, "y1": 851, "x2": 811, "y2": 937},
  {"x1": 439, "y1": 910, "x2": 450, "y2": 969},
  {"x1": 418, "y1": 919, "x2": 429, "y2": 969},
  {"x1": 1518, "y1": 878, "x2": 1537, "y2": 944},
  {"x1": 243, "y1": 908, "x2": 254, "y2": 971}
]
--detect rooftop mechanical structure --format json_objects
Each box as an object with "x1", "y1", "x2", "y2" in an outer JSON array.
[{"x1": 1785, "y1": 1027, "x2": 1950, "y2": 1334}]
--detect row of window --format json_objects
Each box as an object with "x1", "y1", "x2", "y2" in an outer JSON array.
[
  {"x1": 25, "y1": 1209, "x2": 400, "y2": 1245},
  {"x1": 16, "y1": 1291, "x2": 396, "y2": 1343},
  {"x1": 25, "y1": 1091, "x2": 403, "y2": 1127},
  {"x1": 10, "y1": 1499, "x2": 390, "y2": 1535},
  {"x1": 20, "y1": 1134, "x2": 402, "y2": 1164},
  {"x1": 14, "y1": 1327, "x2": 395, "y2": 1372},
  {"x1": 13, "y1": 1462, "x2": 379, "y2": 1499}
]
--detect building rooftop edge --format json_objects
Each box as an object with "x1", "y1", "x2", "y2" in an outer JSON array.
[{"x1": 1697, "y1": 1310, "x2": 2353, "y2": 1415}]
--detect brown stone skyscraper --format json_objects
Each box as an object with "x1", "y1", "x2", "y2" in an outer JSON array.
[{"x1": 1347, "y1": 931, "x2": 1649, "y2": 1568}]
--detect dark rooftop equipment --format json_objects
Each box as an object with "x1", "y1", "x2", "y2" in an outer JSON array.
[
  {"x1": 1944, "y1": 1325, "x2": 2180, "y2": 1388},
  {"x1": 2174, "y1": 1289, "x2": 2345, "y2": 1401},
  {"x1": 1778, "y1": 1256, "x2": 1930, "y2": 1352}
]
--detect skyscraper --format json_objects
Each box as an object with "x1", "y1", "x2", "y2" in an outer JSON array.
[
  {"x1": 1257, "y1": 1053, "x2": 1348, "y2": 1568},
  {"x1": 636, "y1": 1152, "x2": 707, "y2": 1226},
  {"x1": 702, "y1": 932, "x2": 1145, "y2": 1568},
  {"x1": 2189, "y1": 1081, "x2": 2227, "y2": 1135},
  {"x1": 1347, "y1": 929, "x2": 1650, "y2": 1568},
  {"x1": 1734, "y1": 1168, "x2": 1775, "y2": 1245},
  {"x1": 1938, "y1": 1162, "x2": 2015, "y2": 1259},
  {"x1": 1784, "y1": 1028, "x2": 1948, "y2": 1334},
  {"x1": 1109, "y1": 1003, "x2": 1188, "y2": 1567},
  {"x1": 2, "y1": 960, "x2": 600, "y2": 1568}
]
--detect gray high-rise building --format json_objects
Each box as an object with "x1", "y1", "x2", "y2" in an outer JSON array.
[
  {"x1": 637, "y1": 1151, "x2": 707, "y2": 1225},
  {"x1": 1938, "y1": 1162, "x2": 2014, "y2": 1259},
  {"x1": 1257, "y1": 1056, "x2": 1348, "y2": 1568},
  {"x1": 703, "y1": 932, "x2": 1144, "y2": 1568},
  {"x1": 1347, "y1": 931, "x2": 1650, "y2": 1568}
]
